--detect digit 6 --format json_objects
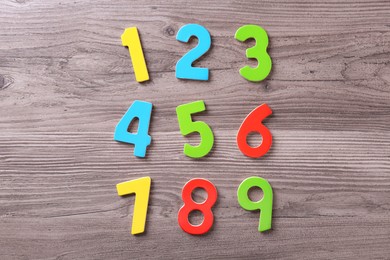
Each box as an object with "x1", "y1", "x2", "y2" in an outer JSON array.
[
  {"x1": 236, "y1": 104, "x2": 272, "y2": 158},
  {"x1": 178, "y1": 178, "x2": 217, "y2": 235}
]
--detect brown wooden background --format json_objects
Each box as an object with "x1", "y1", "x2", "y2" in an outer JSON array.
[{"x1": 0, "y1": 0, "x2": 389, "y2": 259}]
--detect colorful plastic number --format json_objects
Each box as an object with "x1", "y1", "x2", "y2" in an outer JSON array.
[
  {"x1": 176, "y1": 100, "x2": 214, "y2": 158},
  {"x1": 235, "y1": 25, "x2": 272, "y2": 82},
  {"x1": 117, "y1": 177, "x2": 151, "y2": 235},
  {"x1": 121, "y1": 27, "x2": 149, "y2": 82},
  {"x1": 175, "y1": 24, "x2": 211, "y2": 81},
  {"x1": 237, "y1": 104, "x2": 272, "y2": 158},
  {"x1": 114, "y1": 100, "x2": 152, "y2": 158},
  {"x1": 178, "y1": 178, "x2": 217, "y2": 235},
  {"x1": 237, "y1": 176, "x2": 273, "y2": 232}
]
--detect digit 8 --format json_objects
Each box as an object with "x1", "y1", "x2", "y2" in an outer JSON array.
[{"x1": 178, "y1": 178, "x2": 217, "y2": 235}]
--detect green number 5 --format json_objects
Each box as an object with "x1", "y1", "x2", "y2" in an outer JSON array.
[
  {"x1": 176, "y1": 100, "x2": 214, "y2": 158},
  {"x1": 235, "y1": 24, "x2": 272, "y2": 82}
]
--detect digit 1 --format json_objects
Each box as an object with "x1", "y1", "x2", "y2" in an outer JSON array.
[
  {"x1": 236, "y1": 104, "x2": 272, "y2": 158},
  {"x1": 114, "y1": 100, "x2": 152, "y2": 158},
  {"x1": 117, "y1": 177, "x2": 151, "y2": 235},
  {"x1": 237, "y1": 176, "x2": 273, "y2": 232},
  {"x1": 121, "y1": 27, "x2": 149, "y2": 82},
  {"x1": 178, "y1": 178, "x2": 217, "y2": 235}
]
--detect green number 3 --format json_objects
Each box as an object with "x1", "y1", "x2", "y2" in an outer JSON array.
[{"x1": 235, "y1": 24, "x2": 272, "y2": 82}]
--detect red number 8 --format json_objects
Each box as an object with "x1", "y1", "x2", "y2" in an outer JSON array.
[
  {"x1": 237, "y1": 104, "x2": 272, "y2": 158},
  {"x1": 178, "y1": 178, "x2": 217, "y2": 235}
]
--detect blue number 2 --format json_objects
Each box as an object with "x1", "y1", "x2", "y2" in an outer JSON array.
[
  {"x1": 175, "y1": 24, "x2": 211, "y2": 81},
  {"x1": 114, "y1": 100, "x2": 152, "y2": 158}
]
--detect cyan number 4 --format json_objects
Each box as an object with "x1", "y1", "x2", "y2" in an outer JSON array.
[{"x1": 114, "y1": 100, "x2": 153, "y2": 157}]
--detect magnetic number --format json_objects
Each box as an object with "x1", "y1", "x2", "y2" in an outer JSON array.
[
  {"x1": 117, "y1": 177, "x2": 151, "y2": 235},
  {"x1": 121, "y1": 27, "x2": 149, "y2": 82},
  {"x1": 176, "y1": 24, "x2": 211, "y2": 81},
  {"x1": 176, "y1": 100, "x2": 214, "y2": 158},
  {"x1": 237, "y1": 176, "x2": 273, "y2": 232},
  {"x1": 114, "y1": 100, "x2": 152, "y2": 158},
  {"x1": 235, "y1": 24, "x2": 272, "y2": 82},
  {"x1": 236, "y1": 104, "x2": 272, "y2": 158},
  {"x1": 178, "y1": 178, "x2": 217, "y2": 235}
]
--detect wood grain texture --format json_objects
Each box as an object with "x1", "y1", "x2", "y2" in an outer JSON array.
[{"x1": 0, "y1": 0, "x2": 389, "y2": 259}]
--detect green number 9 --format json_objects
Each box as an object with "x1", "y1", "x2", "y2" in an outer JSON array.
[
  {"x1": 237, "y1": 176, "x2": 273, "y2": 232},
  {"x1": 235, "y1": 24, "x2": 272, "y2": 82}
]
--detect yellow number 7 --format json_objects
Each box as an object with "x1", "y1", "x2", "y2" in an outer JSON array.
[{"x1": 116, "y1": 177, "x2": 151, "y2": 235}]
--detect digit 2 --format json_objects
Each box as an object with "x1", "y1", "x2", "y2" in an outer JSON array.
[{"x1": 175, "y1": 24, "x2": 211, "y2": 81}]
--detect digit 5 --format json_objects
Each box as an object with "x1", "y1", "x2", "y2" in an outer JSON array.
[
  {"x1": 237, "y1": 104, "x2": 272, "y2": 158},
  {"x1": 176, "y1": 100, "x2": 214, "y2": 158}
]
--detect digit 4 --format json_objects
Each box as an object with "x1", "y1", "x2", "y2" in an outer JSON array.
[
  {"x1": 236, "y1": 104, "x2": 272, "y2": 158},
  {"x1": 117, "y1": 177, "x2": 152, "y2": 235},
  {"x1": 114, "y1": 100, "x2": 153, "y2": 158}
]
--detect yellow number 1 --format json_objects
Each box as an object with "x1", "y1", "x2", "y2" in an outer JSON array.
[
  {"x1": 121, "y1": 27, "x2": 149, "y2": 82},
  {"x1": 116, "y1": 177, "x2": 151, "y2": 235}
]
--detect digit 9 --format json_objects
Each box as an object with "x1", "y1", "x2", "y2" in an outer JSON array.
[{"x1": 237, "y1": 176, "x2": 273, "y2": 232}]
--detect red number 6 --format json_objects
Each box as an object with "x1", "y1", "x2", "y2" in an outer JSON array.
[
  {"x1": 237, "y1": 104, "x2": 273, "y2": 158},
  {"x1": 178, "y1": 178, "x2": 217, "y2": 235}
]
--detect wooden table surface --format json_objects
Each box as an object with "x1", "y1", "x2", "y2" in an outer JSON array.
[{"x1": 0, "y1": 0, "x2": 389, "y2": 259}]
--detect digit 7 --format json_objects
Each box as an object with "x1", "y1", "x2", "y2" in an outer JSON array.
[
  {"x1": 237, "y1": 176, "x2": 273, "y2": 232},
  {"x1": 116, "y1": 177, "x2": 151, "y2": 235}
]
